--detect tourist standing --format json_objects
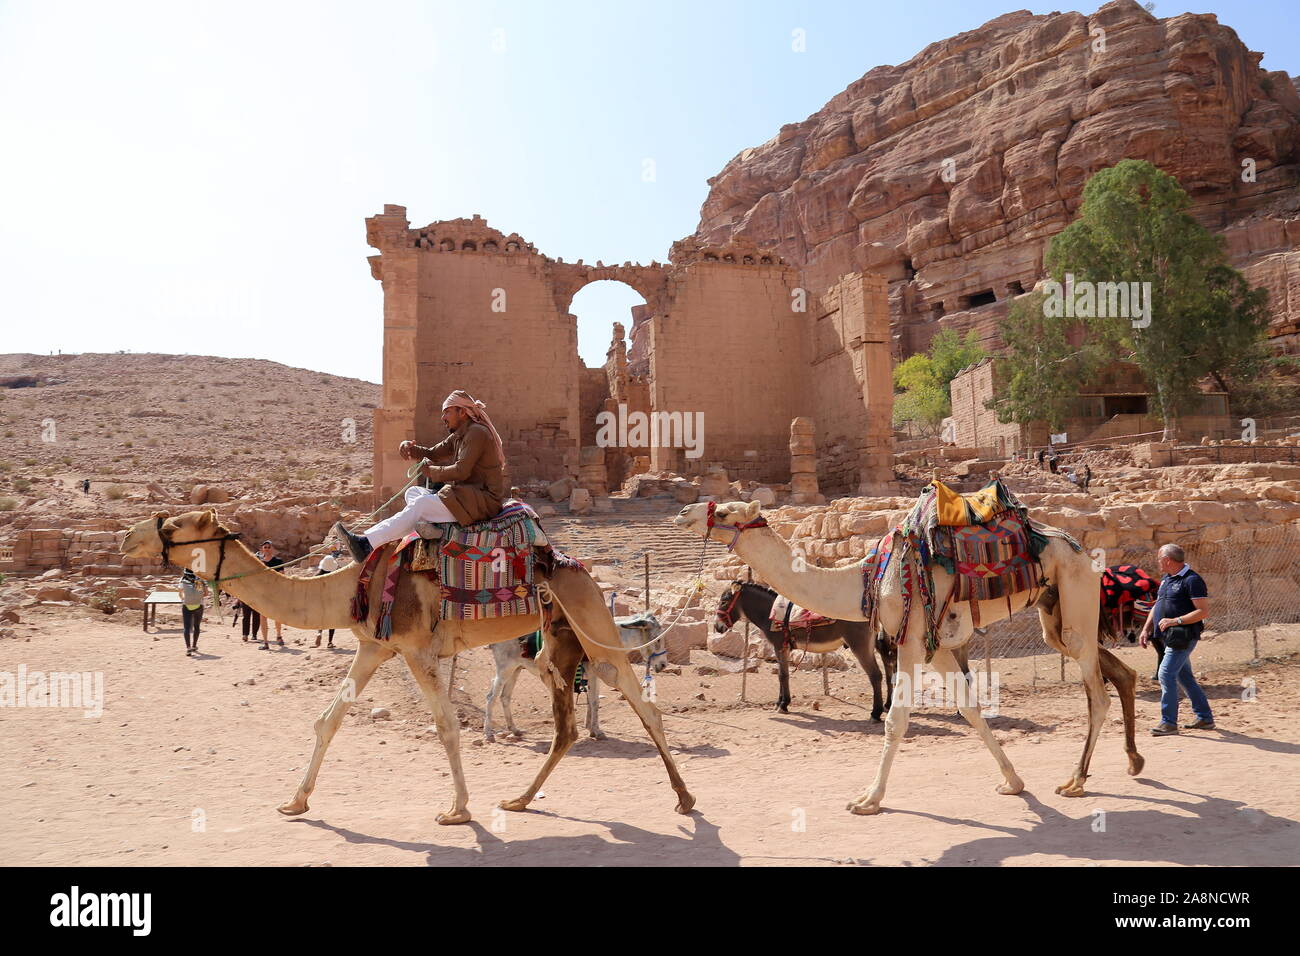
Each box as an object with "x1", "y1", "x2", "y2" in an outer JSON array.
[
  {"x1": 1141, "y1": 543, "x2": 1215, "y2": 735},
  {"x1": 256, "y1": 540, "x2": 287, "y2": 650},
  {"x1": 178, "y1": 568, "x2": 207, "y2": 656},
  {"x1": 1081, "y1": 461, "x2": 1092, "y2": 491},
  {"x1": 314, "y1": 546, "x2": 345, "y2": 648}
]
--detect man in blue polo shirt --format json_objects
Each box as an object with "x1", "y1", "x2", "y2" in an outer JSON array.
[{"x1": 1140, "y1": 543, "x2": 1214, "y2": 735}]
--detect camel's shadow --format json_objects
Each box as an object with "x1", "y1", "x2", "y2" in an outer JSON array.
[
  {"x1": 293, "y1": 813, "x2": 751, "y2": 866},
  {"x1": 488, "y1": 736, "x2": 729, "y2": 760},
  {"x1": 769, "y1": 709, "x2": 1055, "y2": 739},
  {"x1": 866, "y1": 780, "x2": 1298, "y2": 866}
]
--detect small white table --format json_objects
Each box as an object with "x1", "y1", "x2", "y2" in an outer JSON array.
[{"x1": 143, "y1": 590, "x2": 184, "y2": 631}]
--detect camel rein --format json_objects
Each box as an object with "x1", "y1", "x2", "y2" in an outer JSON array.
[{"x1": 161, "y1": 457, "x2": 432, "y2": 602}]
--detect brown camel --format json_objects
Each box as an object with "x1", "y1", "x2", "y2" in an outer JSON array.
[
  {"x1": 674, "y1": 500, "x2": 1144, "y2": 815},
  {"x1": 121, "y1": 509, "x2": 694, "y2": 824}
]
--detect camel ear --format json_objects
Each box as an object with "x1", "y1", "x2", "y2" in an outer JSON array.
[
  {"x1": 151, "y1": 511, "x2": 169, "y2": 521},
  {"x1": 741, "y1": 500, "x2": 762, "y2": 522},
  {"x1": 203, "y1": 508, "x2": 218, "y2": 527}
]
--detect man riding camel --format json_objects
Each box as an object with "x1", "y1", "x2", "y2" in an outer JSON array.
[{"x1": 334, "y1": 390, "x2": 507, "y2": 563}]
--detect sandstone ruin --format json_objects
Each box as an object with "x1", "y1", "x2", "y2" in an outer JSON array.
[{"x1": 366, "y1": 208, "x2": 895, "y2": 500}]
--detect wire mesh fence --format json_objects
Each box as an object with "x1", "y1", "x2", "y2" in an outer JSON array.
[{"x1": 965, "y1": 523, "x2": 1300, "y2": 663}]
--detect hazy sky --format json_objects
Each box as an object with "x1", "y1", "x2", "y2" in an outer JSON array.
[{"x1": 1, "y1": 0, "x2": 1294, "y2": 382}]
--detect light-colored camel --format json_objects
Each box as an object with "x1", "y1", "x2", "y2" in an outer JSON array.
[
  {"x1": 122, "y1": 510, "x2": 694, "y2": 824},
  {"x1": 674, "y1": 500, "x2": 1143, "y2": 815}
]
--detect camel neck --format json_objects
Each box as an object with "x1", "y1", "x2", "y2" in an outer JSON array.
[
  {"x1": 187, "y1": 539, "x2": 361, "y2": 630},
  {"x1": 731, "y1": 526, "x2": 867, "y2": 622}
]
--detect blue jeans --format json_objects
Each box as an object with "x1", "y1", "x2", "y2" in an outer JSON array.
[{"x1": 1157, "y1": 637, "x2": 1213, "y2": 726}]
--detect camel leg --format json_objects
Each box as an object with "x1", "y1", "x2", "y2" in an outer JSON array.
[
  {"x1": 1098, "y1": 646, "x2": 1144, "y2": 776},
  {"x1": 1054, "y1": 604, "x2": 1109, "y2": 798},
  {"x1": 601, "y1": 648, "x2": 695, "y2": 814},
  {"x1": 403, "y1": 647, "x2": 472, "y2": 825},
  {"x1": 500, "y1": 624, "x2": 584, "y2": 812},
  {"x1": 848, "y1": 639, "x2": 921, "y2": 815},
  {"x1": 934, "y1": 647, "x2": 1024, "y2": 796},
  {"x1": 278, "y1": 641, "x2": 392, "y2": 815}
]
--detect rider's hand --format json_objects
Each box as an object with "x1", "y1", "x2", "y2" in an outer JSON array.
[{"x1": 399, "y1": 440, "x2": 414, "y2": 460}]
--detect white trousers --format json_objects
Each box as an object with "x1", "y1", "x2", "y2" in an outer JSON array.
[{"x1": 364, "y1": 486, "x2": 456, "y2": 547}]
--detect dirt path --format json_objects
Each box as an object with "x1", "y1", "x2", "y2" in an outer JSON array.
[{"x1": 2, "y1": 607, "x2": 1297, "y2": 866}]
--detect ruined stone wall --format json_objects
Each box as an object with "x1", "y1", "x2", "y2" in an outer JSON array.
[
  {"x1": 368, "y1": 207, "x2": 898, "y2": 497},
  {"x1": 413, "y1": 252, "x2": 580, "y2": 486},
  {"x1": 646, "y1": 262, "x2": 806, "y2": 481},
  {"x1": 950, "y1": 360, "x2": 1024, "y2": 455},
  {"x1": 811, "y1": 273, "x2": 894, "y2": 494}
]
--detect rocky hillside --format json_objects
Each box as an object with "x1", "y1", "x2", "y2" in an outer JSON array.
[
  {"x1": 0, "y1": 352, "x2": 379, "y2": 532},
  {"x1": 688, "y1": 0, "x2": 1300, "y2": 355}
]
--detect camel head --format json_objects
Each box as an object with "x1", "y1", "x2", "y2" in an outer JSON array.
[
  {"x1": 122, "y1": 509, "x2": 233, "y2": 572},
  {"x1": 673, "y1": 500, "x2": 764, "y2": 546}
]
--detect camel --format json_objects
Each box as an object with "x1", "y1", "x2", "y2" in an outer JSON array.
[
  {"x1": 674, "y1": 500, "x2": 1143, "y2": 816},
  {"x1": 121, "y1": 509, "x2": 694, "y2": 825}
]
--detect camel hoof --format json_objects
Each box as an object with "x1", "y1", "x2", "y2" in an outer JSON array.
[
  {"x1": 871, "y1": 713, "x2": 883, "y2": 723},
  {"x1": 675, "y1": 793, "x2": 696, "y2": 814},
  {"x1": 436, "y1": 809, "x2": 472, "y2": 826},
  {"x1": 483, "y1": 734, "x2": 495, "y2": 744},
  {"x1": 277, "y1": 800, "x2": 309, "y2": 816},
  {"x1": 847, "y1": 801, "x2": 882, "y2": 816},
  {"x1": 498, "y1": 797, "x2": 531, "y2": 813},
  {"x1": 1055, "y1": 781, "x2": 1087, "y2": 797},
  {"x1": 510, "y1": 729, "x2": 524, "y2": 739},
  {"x1": 1128, "y1": 753, "x2": 1145, "y2": 776},
  {"x1": 588, "y1": 731, "x2": 607, "y2": 741},
  {"x1": 997, "y1": 780, "x2": 1025, "y2": 795}
]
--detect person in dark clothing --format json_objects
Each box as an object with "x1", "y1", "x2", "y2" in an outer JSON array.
[
  {"x1": 255, "y1": 541, "x2": 286, "y2": 650},
  {"x1": 1036, "y1": 448, "x2": 1046, "y2": 470},
  {"x1": 1081, "y1": 461, "x2": 1092, "y2": 491},
  {"x1": 238, "y1": 599, "x2": 261, "y2": 643},
  {"x1": 1140, "y1": 543, "x2": 1214, "y2": 735},
  {"x1": 1047, "y1": 448, "x2": 1059, "y2": 474},
  {"x1": 82, "y1": 478, "x2": 91, "y2": 494}
]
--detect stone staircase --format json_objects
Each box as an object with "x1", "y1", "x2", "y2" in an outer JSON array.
[{"x1": 537, "y1": 498, "x2": 709, "y2": 577}]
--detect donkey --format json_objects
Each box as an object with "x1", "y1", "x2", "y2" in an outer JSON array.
[
  {"x1": 484, "y1": 612, "x2": 666, "y2": 742},
  {"x1": 714, "y1": 580, "x2": 899, "y2": 719}
]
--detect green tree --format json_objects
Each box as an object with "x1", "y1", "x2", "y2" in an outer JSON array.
[
  {"x1": 1031, "y1": 158, "x2": 1270, "y2": 439},
  {"x1": 987, "y1": 292, "x2": 1098, "y2": 431},
  {"x1": 893, "y1": 329, "x2": 984, "y2": 436}
]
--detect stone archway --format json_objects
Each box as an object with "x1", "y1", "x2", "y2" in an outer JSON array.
[{"x1": 365, "y1": 205, "x2": 895, "y2": 502}]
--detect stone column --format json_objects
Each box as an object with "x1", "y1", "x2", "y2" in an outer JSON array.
[
  {"x1": 790, "y1": 417, "x2": 824, "y2": 505},
  {"x1": 366, "y1": 204, "x2": 417, "y2": 508},
  {"x1": 578, "y1": 445, "x2": 607, "y2": 496}
]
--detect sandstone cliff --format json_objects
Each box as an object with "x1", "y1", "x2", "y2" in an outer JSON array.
[{"x1": 688, "y1": 0, "x2": 1300, "y2": 356}]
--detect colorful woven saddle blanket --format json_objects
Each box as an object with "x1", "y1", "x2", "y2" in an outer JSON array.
[
  {"x1": 429, "y1": 500, "x2": 547, "y2": 622},
  {"x1": 352, "y1": 501, "x2": 584, "y2": 636},
  {"x1": 768, "y1": 595, "x2": 832, "y2": 631}
]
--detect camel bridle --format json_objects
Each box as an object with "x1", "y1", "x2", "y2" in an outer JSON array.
[
  {"x1": 155, "y1": 515, "x2": 242, "y2": 586},
  {"x1": 704, "y1": 500, "x2": 768, "y2": 552}
]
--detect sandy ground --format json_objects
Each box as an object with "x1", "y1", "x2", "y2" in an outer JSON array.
[{"x1": 2, "y1": 604, "x2": 1298, "y2": 867}]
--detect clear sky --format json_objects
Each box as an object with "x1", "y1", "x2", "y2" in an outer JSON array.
[{"x1": 1, "y1": 0, "x2": 1295, "y2": 381}]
